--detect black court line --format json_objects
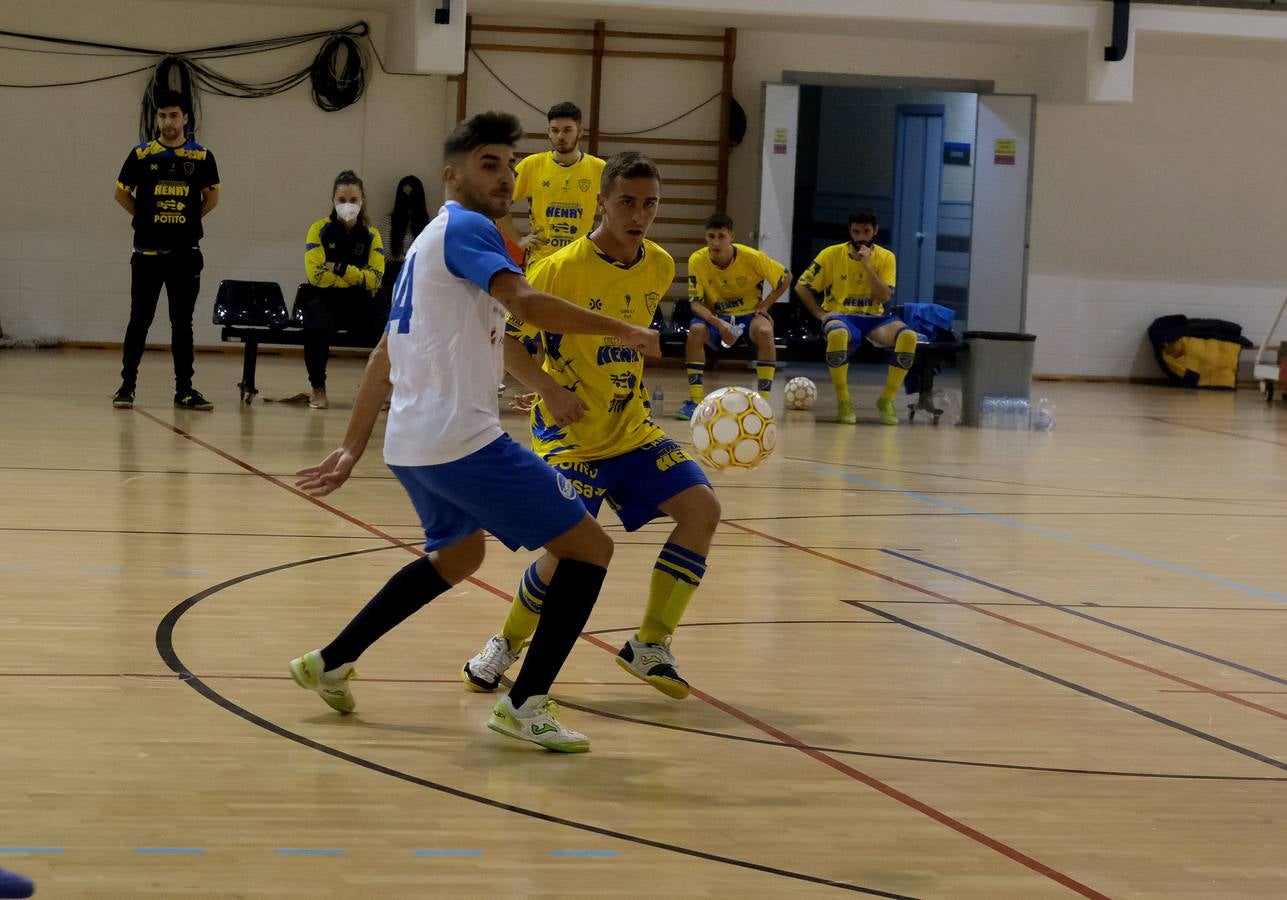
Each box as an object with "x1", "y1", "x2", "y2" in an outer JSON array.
[
  {"x1": 153, "y1": 551, "x2": 914, "y2": 898},
  {"x1": 780, "y1": 454, "x2": 1287, "y2": 508},
  {"x1": 1147, "y1": 417, "x2": 1287, "y2": 448},
  {"x1": 851, "y1": 602, "x2": 1287, "y2": 773},
  {"x1": 724, "y1": 511, "x2": 1287, "y2": 522},
  {"x1": 881, "y1": 550, "x2": 1287, "y2": 687}
]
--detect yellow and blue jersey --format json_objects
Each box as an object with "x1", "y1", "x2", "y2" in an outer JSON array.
[
  {"x1": 305, "y1": 217, "x2": 385, "y2": 292},
  {"x1": 797, "y1": 242, "x2": 897, "y2": 315},
  {"x1": 508, "y1": 236, "x2": 674, "y2": 462},
  {"x1": 116, "y1": 139, "x2": 220, "y2": 252},
  {"x1": 512, "y1": 151, "x2": 605, "y2": 265},
  {"x1": 687, "y1": 244, "x2": 786, "y2": 317}
]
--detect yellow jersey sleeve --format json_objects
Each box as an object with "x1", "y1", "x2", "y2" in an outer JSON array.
[
  {"x1": 513, "y1": 154, "x2": 535, "y2": 206},
  {"x1": 873, "y1": 245, "x2": 897, "y2": 289},
  {"x1": 686, "y1": 248, "x2": 708, "y2": 304},
  {"x1": 749, "y1": 246, "x2": 787, "y2": 289},
  {"x1": 305, "y1": 218, "x2": 346, "y2": 288}
]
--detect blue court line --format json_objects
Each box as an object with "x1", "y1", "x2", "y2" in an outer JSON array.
[
  {"x1": 880, "y1": 549, "x2": 1287, "y2": 686},
  {"x1": 551, "y1": 850, "x2": 618, "y2": 858},
  {"x1": 274, "y1": 849, "x2": 345, "y2": 856},
  {"x1": 0, "y1": 848, "x2": 62, "y2": 854},
  {"x1": 853, "y1": 601, "x2": 1287, "y2": 772},
  {"x1": 135, "y1": 848, "x2": 206, "y2": 855},
  {"x1": 413, "y1": 849, "x2": 483, "y2": 857},
  {"x1": 811, "y1": 463, "x2": 1287, "y2": 603}
]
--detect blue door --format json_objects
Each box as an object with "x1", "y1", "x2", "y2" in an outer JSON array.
[{"x1": 892, "y1": 110, "x2": 944, "y2": 303}]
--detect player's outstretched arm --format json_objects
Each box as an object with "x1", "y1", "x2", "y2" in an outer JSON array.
[
  {"x1": 489, "y1": 271, "x2": 660, "y2": 357},
  {"x1": 296, "y1": 334, "x2": 392, "y2": 496}
]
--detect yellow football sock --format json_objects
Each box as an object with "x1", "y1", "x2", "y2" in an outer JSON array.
[
  {"x1": 637, "y1": 542, "x2": 707, "y2": 644},
  {"x1": 755, "y1": 362, "x2": 775, "y2": 399},
  {"x1": 686, "y1": 362, "x2": 705, "y2": 403},
  {"x1": 825, "y1": 324, "x2": 851, "y2": 405},
  {"x1": 500, "y1": 562, "x2": 548, "y2": 649},
  {"x1": 880, "y1": 328, "x2": 918, "y2": 402}
]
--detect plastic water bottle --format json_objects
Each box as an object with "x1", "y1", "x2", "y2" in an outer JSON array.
[
  {"x1": 1030, "y1": 398, "x2": 1056, "y2": 431},
  {"x1": 979, "y1": 396, "x2": 1001, "y2": 429},
  {"x1": 719, "y1": 322, "x2": 746, "y2": 349},
  {"x1": 935, "y1": 389, "x2": 962, "y2": 426},
  {"x1": 1009, "y1": 398, "x2": 1030, "y2": 430},
  {"x1": 651, "y1": 385, "x2": 664, "y2": 416}
]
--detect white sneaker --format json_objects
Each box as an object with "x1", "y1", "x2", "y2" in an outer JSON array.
[
  {"x1": 616, "y1": 636, "x2": 690, "y2": 699},
  {"x1": 487, "y1": 694, "x2": 589, "y2": 753},
  {"x1": 289, "y1": 649, "x2": 356, "y2": 713},
  {"x1": 461, "y1": 634, "x2": 520, "y2": 692}
]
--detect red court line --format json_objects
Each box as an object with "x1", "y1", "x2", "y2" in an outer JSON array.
[
  {"x1": 135, "y1": 409, "x2": 1107, "y2": 900},
  {"x1": 722, "y1": 520, "x2": 1287, "y2": 723}
]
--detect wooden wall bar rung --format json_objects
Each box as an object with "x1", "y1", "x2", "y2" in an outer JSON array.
[
  {"x1": 602, "y1": 50, "x2": 724, "y2": 62},
  {"x1": 472, "y1": 24, "x2": 595, "y2": 36},
  {"x1": 664, "y1": 178, "x2": 718, "y2": 186},
  {"x1": 658, "y1": 197, "x2": 717, "y2": 206},
  {"x1": 598, "y1": 136, "x2": 719, "y2": 147},
  {"x1": 471, "y1": 43, "x2": 594, "y2": 56},
  {"x1": 652, "y1": 216, "x2": 708, "y2": 225},
  {"x1": 652, "y1": 158, "x2": 719, "y2": 167},
  {"x1": 604, "y1": 30, "x2": 724, "y2": 42}
]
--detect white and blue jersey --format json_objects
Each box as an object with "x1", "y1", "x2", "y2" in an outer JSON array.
[
  {"x1": 383, "y1": 201, "x2": 522, "y2": 467},
  {"x1": 381, "y1": 201, "x2": 586, "y2": 551}
]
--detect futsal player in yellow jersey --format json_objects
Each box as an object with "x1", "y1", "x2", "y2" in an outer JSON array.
[
  {"x1": 498, "y1": 101, "x2": 605, "y2": 268},
  {"x1": 678, "y1": 212, "x2": 792, "y2": 419},
  {"x1": 463, "y1": 152, "x2": 721, "y2": 701},
  {"x1": 795, "y1": 207, "x2": 916, "y2": 425}
]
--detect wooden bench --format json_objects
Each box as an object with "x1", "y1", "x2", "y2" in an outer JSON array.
[{"x1": 213, "y1": 280, "x2": 381, "y2": 404}]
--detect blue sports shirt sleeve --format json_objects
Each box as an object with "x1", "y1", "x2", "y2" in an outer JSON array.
[{"x1": 442, "y1": 205, "x2": 522, "y2": 292}]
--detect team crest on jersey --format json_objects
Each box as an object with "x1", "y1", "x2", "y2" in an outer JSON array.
[
  {"x1": 644, "y1": 292, "x2": 661, "y2": 310},
  {"x1": 578, "y1": 179, "x2": 591, "y2": 192},
  {"x1": 555, "y1": 471, "x2": 577, "y2": 501},
  {"x1": 183, "y1": 161, "x2": 195, "y2": 175}
]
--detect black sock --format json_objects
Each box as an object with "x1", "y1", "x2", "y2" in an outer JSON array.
[
  {"x1": 507, "y1": 559, "x2": 606, "y2": 708},
  {"x1": 320, "y1": 556, "x2": 451, "y2": 669}
]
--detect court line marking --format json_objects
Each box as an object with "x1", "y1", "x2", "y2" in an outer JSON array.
[
  {"x1": 723, "y1": 520, "x2": 1287, "y2": 727},
  {"x1": 880, "y1": 550, "x2": 1287, "y2": 687},
  {"x1": 806, "y1": 462, "x2": 1287, "y2": 603},
  {"x1": 155, "y1": 549, "x2": 911, "y2": 897},
  {"x1": 850, "y1": 602, "x2": 1286, "y2": 773},
  {"x1": 138, "y1": 409, "x2": 1104, "y2": 900}
]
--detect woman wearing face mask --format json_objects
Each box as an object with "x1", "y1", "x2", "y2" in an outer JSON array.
[{"x1": 301, "y1": 170, "x2": 385, "y2": 409}]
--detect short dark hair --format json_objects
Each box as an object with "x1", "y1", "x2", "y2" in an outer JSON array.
[
  {"x1": 153, "y1": 89, "x2": 188, "y2": 114},
  {"x1": 600, "y1": 151, "x2": 662, "y2": 194},
  {"x1": 547, "y1": 101, "x2": 582, "y2": 123},
  {"x1": 705, "y1": 212, "x2": 734, "y2": 232},
  {"x1": 444, "y1": 111, "x2": 523, "y2": 160},
  {"x1": 848, "y1": 207, "x2": 878, "y2": 227}
]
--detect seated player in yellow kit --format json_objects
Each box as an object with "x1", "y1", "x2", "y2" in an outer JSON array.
[
  {"x1": 677, "y1": 212, "x2": 792, "y2": 420},
  {"x1": 463, "y1": 152, "x2": 721, "y2": 701},
  {"x1": 498, "y1": 101, "x2": 605, "y2": 269},
  {"x1": 794, "y1": 207, "x2": 917, "y2": 425}
]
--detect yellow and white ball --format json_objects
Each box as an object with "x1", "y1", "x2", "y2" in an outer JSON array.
[
  {"x1": 783, "y1": 376, "x2": 818, "y2": 411},
  {"x1": 689, "y1": 386, "x2": 776, "y2": 471}
]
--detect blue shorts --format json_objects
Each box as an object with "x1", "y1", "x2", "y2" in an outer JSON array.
[
  {"x1": 544, "y1": 437, "x2": 712, "y2": 532},
  {"x1": 391, "y1": 434, "x2": 587, "y2": 553},
  {"x1": 702, "y1": 313, "x2": 758, "y2": 351},
  {"x1": 824, "y1": 314, "x2": 901, "y2": 349}
]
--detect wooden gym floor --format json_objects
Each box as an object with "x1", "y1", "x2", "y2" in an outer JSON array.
[{"x1": 1, "y1": 347, "x2": 1284, "y2": 899}]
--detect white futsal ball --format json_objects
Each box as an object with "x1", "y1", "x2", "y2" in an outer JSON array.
[
  {"x1": 689, "y1": 386, "x2": 776, "y2": 472},
  {"x1": 783, "y1": 376, "x2": 818, "y2": 411}
]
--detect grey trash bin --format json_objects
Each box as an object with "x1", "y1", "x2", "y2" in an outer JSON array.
[{"x1": 962, "y1": 331, "x2": 1036, "y2": 426}]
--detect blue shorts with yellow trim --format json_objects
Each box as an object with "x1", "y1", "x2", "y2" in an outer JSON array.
[
  {"x1": 391, "y1": 434, "x2": 586, "y2": 553},
  {"x1": 824, "y1": 313, "x2": 900, "y2": 349},
  {"x1": 703, "y1": 313, "x2": 758, "y2": 351},
  {"x1": 544, "y1": 437, "x2": 711, "y2": 532}
]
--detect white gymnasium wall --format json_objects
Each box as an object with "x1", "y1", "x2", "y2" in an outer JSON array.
[
  {"x1": 0, "y1": 0, "x2": 447, "y2": 346},
  {"x1": 6, "y1": 3, "x2": 1287, "y2": 378}
]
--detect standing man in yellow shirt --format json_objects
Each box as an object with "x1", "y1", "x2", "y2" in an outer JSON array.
[
  {"x1": 498, "y1": 102, "x2": 605, "y2": 269},
  {"x1": 795, "y1": 208, "x2": 915, "y2": 425},
  {"x1": 678, "y1": 212, "x2": 792, "y2": 419}
]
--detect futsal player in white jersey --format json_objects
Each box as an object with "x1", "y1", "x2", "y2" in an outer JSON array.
[{"x1": 289, "y1": 111, "x2": 660, "y2": 753}]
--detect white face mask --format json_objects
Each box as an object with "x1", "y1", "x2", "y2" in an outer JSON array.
[{"x1": 335, "y1": 202, "x2": 361, "y2": 223}]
